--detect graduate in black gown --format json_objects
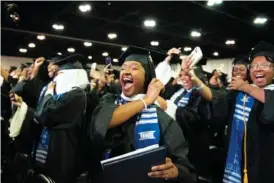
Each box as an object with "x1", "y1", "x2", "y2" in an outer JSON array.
[
  {"x1": 90, "y1": 47, "x2": 196, "y2": 183},
  {"x1": 157, "y1": 48, "x2": 214, "y2": 181},
  {"x1": 33, "y1": 54, "x2": 98, "y2": 183},
  {"x1": 183, "y1": 41, "x2": 274, "y2": 183}
]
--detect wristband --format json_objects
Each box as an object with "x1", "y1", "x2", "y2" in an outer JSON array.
[
  {"x1": 140, "y1": 98, "x2": 148, "y2": 109},
  {"x1": 195, "y1": 83, "x2": 205, "y2": 91}
]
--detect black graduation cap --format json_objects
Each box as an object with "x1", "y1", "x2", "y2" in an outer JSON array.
[
  {"x1": 232, "y1": 54, "x2": 249, "y2": 66},
  {"x1": 48, "y1": 54, "x2": 86, "y2": 71},
  {"x1": 119, "y1": 46, "x2": 165, "y2": 91},
  {"x1": 8, "y1": 66, "x2": 17, "y2": 74},
  {"x1": 198, "y1": 57, "x2": 207, "y2": 66},
  {"x1": 250, "y1": 41, "x2": 274, "y2": 62},
  {"x1": 21, "y1": 62, "x2": 33, "y2": 69},
  {"x1": 112, "y1": 69, "x2": 120, "y2": 79}
]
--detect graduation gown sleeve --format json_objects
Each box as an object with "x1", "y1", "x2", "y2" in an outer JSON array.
[
  {"x1": 34, "y1": 88, "x2": 86, "y2": 127},
  {"x1": 161, "y1": 83, "x2": 182, "y2": 100},
  {"x1": 157, "y1": 109, "x2": 197, "y2": 183},
  {"x1": 260, "y1": 90, "x2": 274, "y2": 126},
  {"x1": 90, "y1": 93, "x2": 117, "y2": 146}
]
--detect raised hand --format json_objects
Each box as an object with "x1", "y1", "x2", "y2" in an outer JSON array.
[
  {"x1": 144, "y1": 78, "x2": 164, "y2": 105},
  {"x1": 10, "y1": 92, "x2": 23, "y2": 107},
  {"x1": 228, "y1": 76, "x2": 247, "y2": 91},
  {"x1": 34, "y1": 57, "x2": 45, "y2": 67}
]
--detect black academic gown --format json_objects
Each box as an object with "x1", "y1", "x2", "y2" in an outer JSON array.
[
  {"x1": 11, "y1": 78, "x2": 48, "y2": 155},
  {"x1": 90, "y1": 93, "x2": 197, "y2": 183},
  {"x1": 34, "y1": 88, "x2": 89, "y2": 183},
  {"x1": 211, "y1": 89, "x2": 274, "y2": 183},
  {"x1": 162, "y1": 84, "x2": 216, "y2": 178}
]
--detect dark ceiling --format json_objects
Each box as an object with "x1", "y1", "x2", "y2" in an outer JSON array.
[{"x1": 1, "y1": 1, "x2": 274, "y2": 65}]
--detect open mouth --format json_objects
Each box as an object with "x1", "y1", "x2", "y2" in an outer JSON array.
[
  {"x1": 122, "y1": 75, "x2": 134, "y2": 90},
  {"x1": 255, "y1": 74, "x2": 265, "y2": 82}
]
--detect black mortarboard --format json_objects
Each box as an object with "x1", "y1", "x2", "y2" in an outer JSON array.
[
  {"x1": 49, "y1": 54, "x2": 86, "y2": 71},
  {"x1": 169, "y1": 54, "x2": 182, "y2": 64},
  {"x1": 250, "y1": 41, "x2": 274, "y2": 62},
  {"x1": 21, "y1": 62, "x2": 32, "y2": 69},
  {"x1": 198, "y1": 57, "x2": 207, "y2": 66},
  {"x1": 119, "y1": 46, "x2": 164, "y2": 91},
  {"x1": 9, "y1": 66, "x2": 17, "y2": 73},
  {"x1": 232, "y1": 54, "x2": 249, "y2": 66},
  {"x1": 113, "y1": 69, "x2": 120, "y2": 79}
]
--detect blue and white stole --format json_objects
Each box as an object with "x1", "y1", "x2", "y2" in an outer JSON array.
[
  {"x1": 223, "y1": 84, "x2": 274, "y2": 183},
  {"x1": 35, "y1": 88, "x2": 65, "y2": 165},
  {"x1": 223, "y1": 92, "x2": 255, "y2": 183},
  {"x1": 115, "y1": 93, "x2": 160, "y2": 150},
  {"x1": 170, "y1": 88, "x2": 193, "y2": 107}
]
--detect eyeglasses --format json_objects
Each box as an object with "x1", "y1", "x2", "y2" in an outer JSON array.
[
  {"x1": 233, "y1": 66, "x2": 247, "y2": 72},
  {"x1": 248, "y1": 62, "x2": 273, "y2": 70}
]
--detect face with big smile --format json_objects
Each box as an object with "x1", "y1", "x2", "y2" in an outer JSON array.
[
  {"x1": 232, "y1": 64, "x2": 248, "y2": 81},
  {"x1": 180, "y1": 71, "x2": 193, "y2": 90},
  {"x1": 250, "y1": 56, "x2": 274, "y2": 88},
  {"x1": 120, "y1": 61, "x2": 145, "y2": 97}
]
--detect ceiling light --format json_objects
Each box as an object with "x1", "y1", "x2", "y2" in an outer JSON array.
[
  {"x1": 225, "y1": 40, "x2": 235, "y2": 45},
  {"x1": 207, "y1": 0, "x2": 223, "y2": 6},
  {"x1": 19, "y1": 48, "x2": 27, "y2": 53},
  {"x1": 191, "y1": 31, "x2": 201, "y2": 37},
  {"x1": 28, "y1": 43, "x2": 36, "y2": 48},
  {"x1": 57, "y1": 52, "x2": 62, "y2": 56},
  {"x1": 84, "y1": 42, "x2": 92, "y2": 47},
  {"x1": 102, "y1": 52, "x2": 109, "y2": 57},
  {"x1": 79, "y1": 4, "x2": 91, "y2": 12},
  {"x1": 213, "y1": 52, "x2": 219, "y2": 56},
  {"x1": 150, "y1": 41, "x2": 159, "y2": 46},
  {"x1": 113, "y1": 58, "x2": 118, "y2": 62},
  {"x1": 121, "y1": 47, "x2": 128, "y2": 51},
  {"x1": 67, "y1": 47, "x2": 75, "y2": 53},
  {"x1": 144, "y1": 19, "x2": 156, "y2": 27},
  {"x1": 184, "y1": 47, "x2": 192, "y2": 52},
  {"x1": 37, "y1": 35, "x2": 46, "y2": 40},
  {"x1": 108, "y1": 33, "x2": 117, "y2": 39},
  {"x1": 52, "y1": 24, "x2": 64, "y2": 31},
  {"x1": 253, "y1": 17, "x2": 267, "y2": 24},
  {"x1": 88, "y1": 56, "x2": 92, "y2": 60}
]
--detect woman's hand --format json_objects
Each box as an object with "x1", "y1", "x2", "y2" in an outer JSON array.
[
  {"x1": 228, "y1": 77, "x2": 247, "y2": 91},
  {"x1": 10, "y1": 92, "x2": 23, "y2": 107},
  {"x1": 148, "y1": 157, "x2": 178, "y2": 180},
  {"x1": 34, "y1": 57, "x2": 45, "y2": 68},
  {"x1": 144, "y1": 79, "x2": 164, "y2": 105},
  {"x1": 181, "y1": 57, "x2": 201, "y2": 87}
]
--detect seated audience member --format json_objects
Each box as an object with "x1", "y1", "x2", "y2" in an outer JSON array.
[
  {"x1": 183, "y1": 41, "x2": 274, "y2": 183},
  {"x1": 90, "y1": 47, "x2": 197, "y2": 183}
]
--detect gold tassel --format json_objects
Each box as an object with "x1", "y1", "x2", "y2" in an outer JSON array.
[{"x1": 243, "y1": 169, "x2": 248, "y2": 183}]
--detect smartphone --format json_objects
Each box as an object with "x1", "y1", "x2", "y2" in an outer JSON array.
[
  {"x1": 91, "y1": 63, "x2": 97, "y2": 70},
  {"x1": 188, "y1": 47, "x2": 203, "y2": 68},
  {"x1": 105, "y1": 57, "x2": 112, "y2": 65}
]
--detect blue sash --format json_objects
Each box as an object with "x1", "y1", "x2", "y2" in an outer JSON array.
[
  {"x1": 223, "y1": 92, "x2": 255, "y2": 183},
  {"x1": 116, "y1": 95, "x2": 160, "y2": 150}
]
